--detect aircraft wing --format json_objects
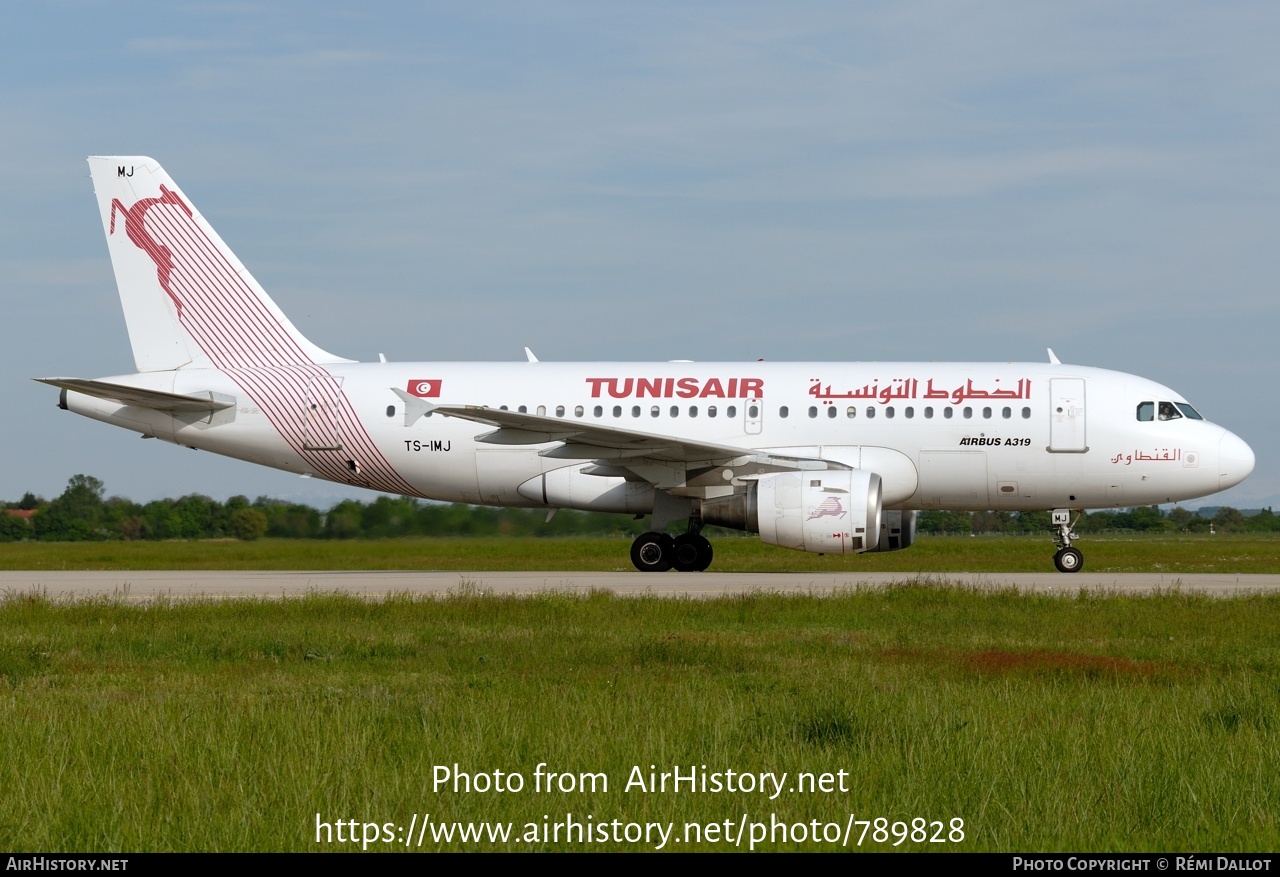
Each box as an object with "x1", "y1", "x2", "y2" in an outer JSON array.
[
  {"x1": 401, "y1": 396, "x2": 840, "y2": 474},
  {"x1": 35, "y1": 378, "x2": 235, "y2": 413}
]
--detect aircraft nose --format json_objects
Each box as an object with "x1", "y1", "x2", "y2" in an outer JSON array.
[{"x1": 1218, "y1": 430, "x2": 1255, "y2": 491}]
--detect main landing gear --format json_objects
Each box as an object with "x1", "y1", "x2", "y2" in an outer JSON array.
[
  {"x1": 630, "y1": 525, "x2": 714, "y2": 572},
  {"x1": 1052, "y1": 508, "x2": 1084, "y2": 573}
]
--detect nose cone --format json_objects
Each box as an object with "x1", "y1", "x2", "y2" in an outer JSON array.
[{"x1": 1219, "y1": 430, "x2": 1255, "y2": 491}]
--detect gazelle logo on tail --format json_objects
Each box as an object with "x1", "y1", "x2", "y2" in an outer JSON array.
[{"x1": 109, "y1": 186, "x2": 191, "y2": 316}]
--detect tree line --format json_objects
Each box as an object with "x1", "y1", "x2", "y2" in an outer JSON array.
[
  {"x1": 916, "y1": 506, "x2": 1280, "y2": 535},
  {"x1": 1, "y1": 475, "x2": 1275, "y2": 542},
  {"x1": 0, "y1": 475, "x2": 656, "y2": 542}
]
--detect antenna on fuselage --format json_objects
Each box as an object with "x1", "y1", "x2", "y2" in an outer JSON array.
[{"x1": 1047, "y1": 348, "x2": 1061, "y2": 365}]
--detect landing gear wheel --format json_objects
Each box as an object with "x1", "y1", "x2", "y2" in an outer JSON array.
[
  {"x1": 1054, "y1": 547, "x2": 1084, "y2": 573},
  {"x1": 631, "y1": 532, "x2": 674, "y2": 572},
  {"x1": 671, "y1": 533, "x2": 714, "y2": 572}
]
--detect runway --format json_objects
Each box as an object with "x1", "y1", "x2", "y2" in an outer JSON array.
[{"x1": 2, "y1": 570, "x2": 1279, "y2": 600}]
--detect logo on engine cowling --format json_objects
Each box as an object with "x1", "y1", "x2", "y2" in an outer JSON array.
[{"x1": 806, "y1": 497, "x2": 847, "y2": 521}]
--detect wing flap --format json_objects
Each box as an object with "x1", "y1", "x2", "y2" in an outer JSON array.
[
  {"x1": 426, "y1": 403, "x2": 752, "y2": 463},
  {"x1": 424, "y1": 403, "x2": 851, "y2": 483}
]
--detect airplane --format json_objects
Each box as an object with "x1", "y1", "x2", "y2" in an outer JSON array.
[{"x1": 38, "y1": 156, "x2": 1256, "y2": 573}]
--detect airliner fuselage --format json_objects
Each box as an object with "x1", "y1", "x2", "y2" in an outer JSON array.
[{"x1": 42, "y1": 157, "x2": 1256, "y2": 573}]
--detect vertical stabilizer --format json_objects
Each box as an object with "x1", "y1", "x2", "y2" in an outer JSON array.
[{"x1": 87, "y1": 156, "x2": 350, "y2": 372}]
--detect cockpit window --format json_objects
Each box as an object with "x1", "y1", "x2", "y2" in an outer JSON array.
[
  {"x1": 1137, "y1": 402, "x2": 1154, "y2": 422},
  {"x1": 1158, "y1": 401, "x2": 1182, "y2": 421},
  {"x1": 1175, "y1": 402, "x2": 1203, "y2": 420}
]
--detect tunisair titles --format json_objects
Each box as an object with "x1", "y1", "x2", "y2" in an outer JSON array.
[{"x1": 580, "y1": 376, "x2": 1033, "y2": 403}]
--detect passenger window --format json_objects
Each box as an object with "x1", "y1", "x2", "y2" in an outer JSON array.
[
  {"x1": 727, "y1": 405, "x2": 737, "y2": 417},
  {"x1": 593, "y1": 405, "x2": 602, "y2": 417},
  {"x1": 1002, "y1": 407, "x2": 1011, "y2": 419},
  {"x1": 518, "y1": 405, "x2": 527, "y2": 414},
  {"x1": 537, "y1": 405, "x2": 546, "y2": 416},
  {"x1": 651, "y1": 406, "x2": 660, "y2": 418},
  {"x1": 1021, "y1": 407, "x2": 1031, "y2": 419},
  {"x1": 847, "y1": 406, "x2": 856, "y2": 419},
  {"x1": 612, "y1": 405, "x2": 621, "y2": 417},
  {"x1": 944, "y1": 407, "x2": 953, "y2": 419},
  {"x1": 1137, "y1": 402, "x2": 1154, "y2": 422},
  {"x1": 778, "y1": 406, "x2": 788, "y2": 418},
  {"x1": 885, "y1": 407, "x2": 894, "y2": 418},
  {"x1": 385, "y1": 405, "x2": 395, "y2": 418},
  {"x1": 631, "y1": 406, "x2": 641, "y2": 418},
  {"x1": 866, "y1": 407, "x2": 875, "y2": 419},
  {"x1": 963, "y1": 407, "x2": 973, "y2": 419},
  {"x1": 689, "y1": 406, "x2": 698, "y2": 418},
  {"x1": 828, "y1": 406, "x2": 837, "y2": 418},
  {"x1": 556, "y1": 405, "x2": 565, "y2": 417},
  {"x1": 708, "y1": 406, "x2": 718, "y2": 418},
  {"x1": 905, "y1": 407, "x2": 914, "y2": 419},
  {"x1": 748, "y1": 404, "x2": 759, "y2": 418},
  {"x1": 670, "y1": 406, "x2": 679, "y2": 417},
  {"x1": 574, "y1": 405, "x2": 584, "y2": 417},
  {"x1": 924, "y1": 407, "x2": 933, "y2": 419},
  {"x1": 982, "y1": 406, "x2": 991, "y2": 419},
  {"x1": 808, "y1": 406, "x2": 818, "y2": 418}
]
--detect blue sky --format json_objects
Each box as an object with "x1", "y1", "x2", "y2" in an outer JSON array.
[{"x1": 2, "y1": 2, "x2": 1276, "y2": 509}]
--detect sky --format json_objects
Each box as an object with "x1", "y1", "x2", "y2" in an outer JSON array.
[{"x1": 1, "y1": 2, "x2": 1276, "y2": 511}]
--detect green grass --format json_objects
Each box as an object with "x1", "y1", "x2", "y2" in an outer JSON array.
[
  {"x1": 2, "y1": 585, "x2": 1279, "y2": 851},
  {"x1": 2, "y1": 533, "x2": 1279, "y2": 572}
]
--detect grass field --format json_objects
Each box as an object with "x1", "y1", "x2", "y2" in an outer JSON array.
[
  {"x1": 2, "y1": 577, "x2": 1279, "y2": 851},
  {"x1": 3, "y1": 532, "x2": 1279, "y2": 573}
]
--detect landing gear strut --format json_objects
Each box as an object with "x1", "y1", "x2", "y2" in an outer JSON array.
[
  {"x1": 630, "y1": 517, "x2": 714, "y2": 572},
  {"x1": 1052, "y1": 509, "x2": 1084, "y2": 573}
]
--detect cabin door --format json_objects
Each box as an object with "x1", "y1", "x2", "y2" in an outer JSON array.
[{"x1": 1048, "y1": 378, "x2": 1087, "y2": 452}]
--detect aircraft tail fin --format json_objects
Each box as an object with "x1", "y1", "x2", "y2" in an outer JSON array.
[{"x1": 87, "y1": 156, "x2": 350, "y2": 372}]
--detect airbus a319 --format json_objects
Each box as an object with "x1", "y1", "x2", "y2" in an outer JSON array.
[{"x1": 39, "y1": 157, "x2": 1256, "y2": 572}]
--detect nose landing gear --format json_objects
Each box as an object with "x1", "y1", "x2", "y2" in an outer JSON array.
[{"x1": 1052, "y1": 509, "x2": 1084, "y2": 573}]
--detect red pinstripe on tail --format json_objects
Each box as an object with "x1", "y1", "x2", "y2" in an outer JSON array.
[{"x1": 91, "y1": 157, "x2": 416, "y2": 495}]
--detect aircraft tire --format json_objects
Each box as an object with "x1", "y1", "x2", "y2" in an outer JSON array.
[
  {"x1": 694, "y1": 535, "x2": 714, "y2": 571},
  {"x1": 631, "y1": 532, "x2": 674, "y2": 572},
  {"x1": 672, "y1": 533, "x2": 714, "y2": 572},
  {"x1": 1053, "y1": 547, "x2": 1084, "y2": 573}
]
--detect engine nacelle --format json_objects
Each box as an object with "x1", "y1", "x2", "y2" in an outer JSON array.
[
  {"x1": 517, "y1": 465, "x2": 654, "y2": 514},
  {"x1": 868, "y1": 510, "x2": 917, "y2": 552},
  {"x1": 702, "y1": 470, "x2": 882, "y2": 554}
]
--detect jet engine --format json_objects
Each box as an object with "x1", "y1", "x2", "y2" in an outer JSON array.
[{"x1": 701, "y1": 470, "x2": 882, "y2": 553}]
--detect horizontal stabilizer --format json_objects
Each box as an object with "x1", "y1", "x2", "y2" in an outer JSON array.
[{"x1": 35, "y1": 378, "x2": 235, "y2": 413}]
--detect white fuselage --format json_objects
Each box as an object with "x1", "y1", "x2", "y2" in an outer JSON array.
[
  {"x1": 64, "y1": 360, "x2": 1254, "y2": 515},
  {"x1": 53, "y1": 156, "x2": 1259, "y2": 572}
]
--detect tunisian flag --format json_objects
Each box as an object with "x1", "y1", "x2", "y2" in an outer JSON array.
[{"x1": 406, "y1": 380, "x2": 442, "y2": 398}]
